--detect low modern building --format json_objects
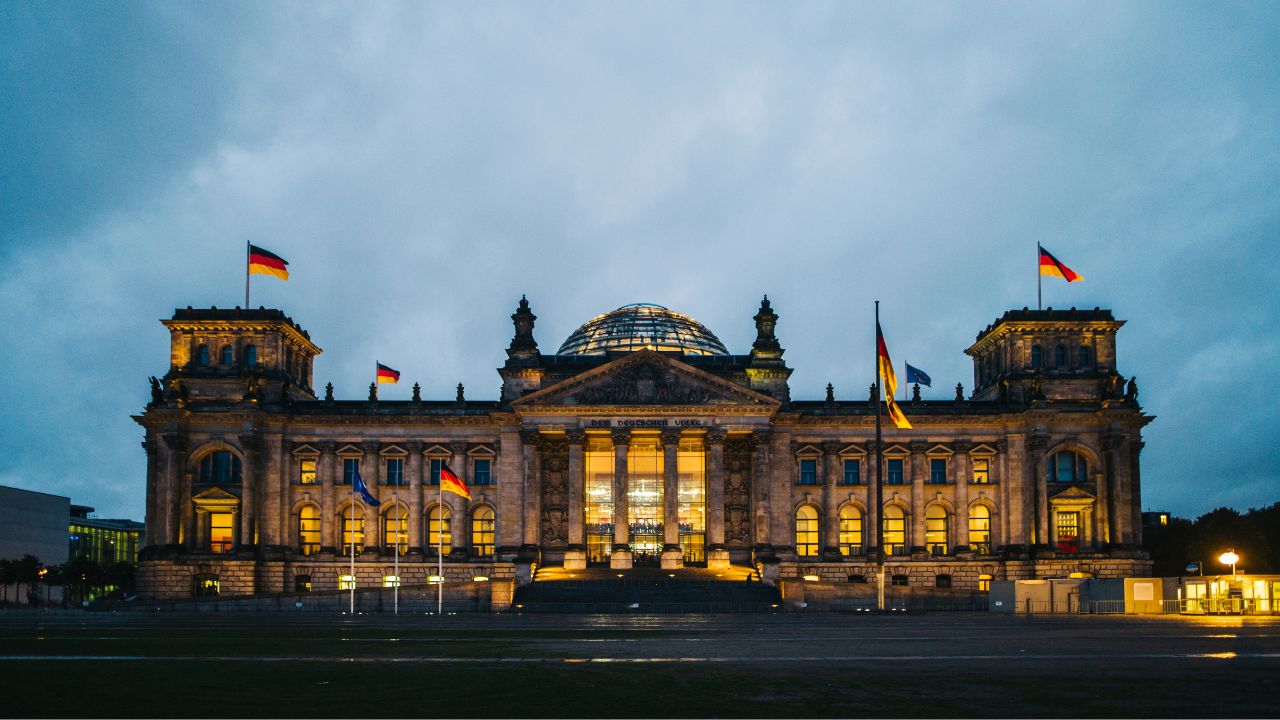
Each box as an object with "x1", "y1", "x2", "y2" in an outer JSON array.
[
  {"x1": 68, "y1": 505, "x2": 145, "y2": 566},
  {"x1": 135, "y1": 297, "x2": 1154, "y2": 599},
  {"x1": 0, "y1": 485, "x2": 70, "y2": 567}
]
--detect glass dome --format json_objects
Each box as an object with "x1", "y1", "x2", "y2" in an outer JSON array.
[{"x1": 557, "y1": 303, "x2": 730, "y2": 356}]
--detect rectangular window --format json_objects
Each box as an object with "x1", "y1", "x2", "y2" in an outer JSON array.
[
  {"x1": 342, "y1": 513, "x2": 364, "y2": 555},
  {"x1": 427, "y1": 458, "x2": 442, "y2": 486},
  {"x1": 338, "y1": 575, "x2": 355, "y2": 590},
  {"x1": 473, "y1": 459, "x2": 492, "y2": 486},
  {"x1": 978, "y1": 574, "x2": 992, "y2": 592},
  {"x1": 841, "y1": 459, "x2": 861, "y2": 485},
  {"x1": 1055, "y1": 511, "x2": 1080, "y2": 554},
  {"x1": 384, "y1": 458, "x2": 404, "y2": 486},
  {"x1": 972, "y1": 458, "x2": 990, "y2": 484},
  {"x1": 383, "y1": 510, "x2": 407, "y2": 554},
  {"x1": 342, "y1": 458, "x2": 359, "y2": 485},
  {"x1": 886, "y1": 459, "x2": 904, "y2": 485},
  {"x1": 585, "y1": 440, "x2": 614, "y2": 564},
  {"x1": 798, "y1": 458, "x2": 818, "y2": 486},
  {"x1": 298, "y1": 458, "x2": 317, "y2": 485},
  {"x1": 929, "y1": 458, "x2": 948, "y2": 484},
  {"x1": 209, "y1": 512, "x2": 234, "y2": 553},
  {"x1": 383, "y1": 575, "x2": 400, "y2": 588},
  {"x1": 677, "y1": 439, "x2": 706, "y2": 565}
]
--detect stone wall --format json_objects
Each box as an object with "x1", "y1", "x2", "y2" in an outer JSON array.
[{"x1": 771, "y1": 554, "x2": 1152, "y2": 591}]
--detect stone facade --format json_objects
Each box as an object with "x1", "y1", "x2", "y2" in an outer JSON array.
[{"x1": 135, "y1": 300, "x2": 1152, "y2": 599}]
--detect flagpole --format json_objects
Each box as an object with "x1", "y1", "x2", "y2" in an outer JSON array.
[
  {"x1": 437, "y1": 471, "x2": 444, "y2": 617},
  {"x1": 393, "y1": 490, "x2": 399, "y2": 616},
  {"x1": 1037, "y1": 243, "x2": 1042, "y2": 311},
  {"x1": 875, "y1": 301, "x2": 885, "y2": 612},
  {"x1": 348, "y1": 488, "x2": 355, "y2": 615},
  {"x1": 245, "y1": 240, "x2": 251, "y2": 308}
]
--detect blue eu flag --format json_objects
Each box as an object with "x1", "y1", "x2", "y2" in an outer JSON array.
[
  {"x1": 352, "y1": 468, "x2": 381, "y2": 507},
  {"x1": 905, "y1": 363, "x2": 932, "y2": 387}
]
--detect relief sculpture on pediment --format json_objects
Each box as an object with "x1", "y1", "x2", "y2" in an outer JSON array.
[{"x1": 573, "y1": 363, "x2": 711, "y2": 405}]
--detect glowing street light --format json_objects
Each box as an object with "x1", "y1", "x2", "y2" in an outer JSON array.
[{"x1": 1218, "y1": 550, "x2": 1239, "y2": 578}]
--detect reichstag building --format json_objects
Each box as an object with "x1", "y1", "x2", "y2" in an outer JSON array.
[{"x1": 136, "y1": 297, "x2": 1153, "y2": 599}]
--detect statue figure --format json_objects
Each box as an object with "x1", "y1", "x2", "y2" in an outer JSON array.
[
  {"x1": 1105, "y1": 372, "x2": 1122, "y2": 398},
  {"x1": 368, "y1": 382, "x2": 378, "y2": 402},
  {"x1": 324, "y1": 382, "x2": 334, "y2": 402},
  {"x1": 171, "y1": 378, "x2": 188, "y2": 408},
  {"x1": 869, "y1": 383, "x2": 878, "y2": 402},
  {"x1": 149, "y1": 376, "x2": 163, "y2": 405},
  {"x1": 825, "y1": 383, "x2": 835, "y2": 403},
  {"x1": 412, "y1": 382, "x2": 422, "y2": 403},
  {"x1": 243, "y1": 376, "x2": 262, "y2": 404},
  {"x1": 456, "y1": 383, "x2": 466, "y2": 403},
  {"x1": 1030, "y1": 373, "x2": 1044, "y2": 401},
  {"x1": 911, "y1": 383, "x2": 922, "y2": 403},
  {"x1": 1125, "y1": 376, "x2": 1139, "y2": 401},
  {"x1": 955, "y1": 383, "x2": 964, "y2": 402}
]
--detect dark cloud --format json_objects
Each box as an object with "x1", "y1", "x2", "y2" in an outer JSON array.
[{"x1": 1, "y1": 2, "x2": 1277, "y2": 519}]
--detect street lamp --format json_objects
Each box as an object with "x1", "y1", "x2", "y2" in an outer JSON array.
[{"x1": 1218, "y1": 550, "x2": 1239, "y2": 579}]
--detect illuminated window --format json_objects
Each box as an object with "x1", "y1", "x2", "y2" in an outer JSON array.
[
  {"x1": 891, "y1": 574, "x2": 909, "y2": 587},
  {"x1": 929, "y1": 458, "x2": 948, "y2": 484},
  {"x1": 628, "y1": 439, "x2": 664, "y2": 561},
  {"x1": 383, "y1": 575, "x2": 401, "y2": 588},
  {"x1": 341, "y1": 509, "x2": 364, "y2": 555},
  {"x1": 795, "y1": 506, "x2": 819, "y2": 558},
  {"x1": 209, "y1": 512, "x2": 234, "y2": 553},
  {"x1": 427, "y1": 458, "x2": 443, "y2": 485},
  {"x1": 383, "y1": 505, "x2": 408, "y2": 554},
  {"x1": 193, "y1": 574, "x2": 219, "y2": 596},
  {"x1": 882, "y1": 506, "x2": 907, "y2": 555},
  {"x1": 428, "y1": 505, "x2": 452, "y2": 555},
  {"x1": 968, "y1": 505, "x2": 991, "y2": 555},
  {"x1": 935, "y1": 574, "x2": 952, "y2": 589},
  {"x1": 195, "y1": 344, "x2": 210, "y2": 367},
  {"x1": 978, "y1": 573, "x2": 992, "y2": 592},
  {"x1": 886, "y1": 459, "x2": 904, "y2": 485},
  {"x1": 925, "y1": 505, "x2": 949, "y2": 555},
  {"x1": 342, "y1": 458, "x2": 359, "y2": 485},
  {"x1": 1031, "y1": 345, "x2": 1042, "y2": 368},
  {"x1": 841, "y1": 459, "x2": 861, "y2": 485},
  {"x1": 1054, "y1": 345, "x2": 1066, "y2": 367},
  {"x1": 339, "y1": 574, "x2": 355, "y2": 590},
  {"x1": 838, "y1": 505, "x2": 863, "y2": 556},
  {"x1": 294, "y1": 574, "x2": 311, "y2": 593},
  {"x1": 220, "y1": 344, "x2": 234, "y2": 366},
  {"x1": 1047, "y1": 451, "x2": 1088, "y2": 484},
  {"x1": 677, "y1": 438, "x2": 706, "y2": 565},
  {"x1": 298, "y1": 458, "x2": 317, "y2": 485},
  {"x1": 798, "y1": 459, "x2": 818, "y2": 485},
  {"x1": 473, "y1": 459, "x2": 492, "y2": 486},
  {"x1": 200, "y1": 451, "x2": 242, "y2": 485},
  {"x1": 1077, "y1": 346, "x2": 1089, "y2": 367},
  {"x1": 1055, "y1": 511, "x2": 1080, "y2": 554},
  {"x1": 584, "y1": 439, "x2": 614, "y2": 564},
  {"x1": 971, "y1": 458, "x2": 990, "y2": 484},
  {"x1": 471, "y1": 507, "x2": 495, "y2": 558},
  {"x1": 244, "y1": 344, "x2": 257, "y2": 367},
  {"x1": 298, "y1": 505, "x2": 320, "y2": 555},
  {"x1": 384, "y1": 458, "x2": 404, "y2": 486}
]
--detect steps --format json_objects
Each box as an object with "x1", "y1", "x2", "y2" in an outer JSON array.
[{"x1": 512, "y1": 566, "x2": 781, "y2": 613}]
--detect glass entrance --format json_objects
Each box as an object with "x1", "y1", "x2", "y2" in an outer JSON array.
[
  {"x1": 584, "y1": 439, "x2": 614, "y2": 565},
  {"x1": 677, "y1": 438, "x2": 706, "y2": 565},
  {"x1": 628, "y1": 438, "x2": 663, "y2": 566}
]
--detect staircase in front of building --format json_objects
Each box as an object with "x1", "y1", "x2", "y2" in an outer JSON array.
[{"x1": 511, "y1": 565, "x2": 781, "y2": 613}]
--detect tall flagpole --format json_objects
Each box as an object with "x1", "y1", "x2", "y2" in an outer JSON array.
[
  {"x1": 348, "y1": 487, "x2": 356, "y2": 614},
  {"x1": 1037, "y1": 243, "x2": 1043, "y2": 311},
  {"x1": 875, "y1": 301, "x2": 885, "y2": 612},
  {"x1": 393, "y1": 490, "x2": 400, "y2": 616},
  {"x1": 244, "y1": 241, "x2": 251, "y2": 308},
  {"x1": 437, "y1": 472, "x2": 444, "y2": 617}
]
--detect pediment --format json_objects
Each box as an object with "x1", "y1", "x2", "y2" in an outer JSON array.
[
  {"x1": 793, "y1": 444, "x2": 823, "y2": 457},
  {"x1": 291, "y1": 443, "x2": 319, "y2": 457},
  {"x1": 1050, "y1": 485, "x2": 1096, "y2": 501},
  {"x1": 379, "y1": 444, "x2": 408, "y2": 457},
  {"x1": 839, "y1": 443, "x2": 866, "y2": 457},
  {"x1": 512, "y1": 351, "x2": 781, "y2": 409},
  {"x1": 970, "y1": 443, "x2": 997, "y2": 456},
  {"x1": 927, "y1": 444, "x2": 954, "y2": 456},
  {"x1": 193, "y1": 486, "x2": 238, "y2": 501}
]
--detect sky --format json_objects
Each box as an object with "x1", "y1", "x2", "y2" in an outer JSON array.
[{"x1": 2, "y1": 1, "x2": 1277, "y2": 521}]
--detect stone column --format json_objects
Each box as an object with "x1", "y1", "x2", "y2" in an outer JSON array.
[
  {"x1": 263, "y1": 433, "x2": 285, "y2": 548},
  {"x1": 952, "y1": 441, "x2": 972, "y2": 551},
  {"x1": 610, "y1": 429, "x2": 632, "y2": 568},
  {"x1": 564, "y1": 429, "x2": 587, "y2": 569},
  {"x1": 407, "y1": 442, "x2": 424, "y2": 554},
  {"x1": 363, "y1": 441, "x2": 382, "y2": 553},
  {"x1": 1027, "y1": 434, "x2": 1049, "y2": 549},
  {"x1": 319, "y1": 442, "x2": 337, "y2": 553},
  {"x1": 705, "y1": 429, "x2": 729, "y2": 569},
  {"x1": 1129, "y1": 440, "x2": 1145, "y2": 546},
  {"x1": 1098, "y1": 433, "x2": 1118, "y2": 547},
  {"x1": 751, "y1": 430, "x2": 773, "y2": 550},
  {"x1": 238, "y1": 434, "x2": 258, "y2": 548},
  {"x1": 449, "y1": 441, "x2": 469, "y2": 556},
  {"x1": 660, "y1": 429, "x2": 683, "y2": 569},
  {"x1": 495, "y1": 428, "x2": 523, "y2": 560},
  {"x1": 821, "y1": 441, "x2": 841, "y2": 558},
  {"x1": 995, "y1": 439, "x2": 1011, "y2": 548},
  {"x1": 865, "y1": 441, "x2": 880, "y2": 558},
  {"x1": 162, "y1": 433, "x2": 188, "y2": 547},
  {"x1": 142, "y1": 435, "x2": 159, "y2": 548},
  {"x1": 908, "y1": 441, "x2": 928, "y2": 553},
  {"x1": 520, "y1": 430, "x2": 541, "y2": 548}
]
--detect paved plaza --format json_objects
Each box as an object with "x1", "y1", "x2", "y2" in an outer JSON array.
[{"x1": 1, "y1": 612, "x2": 1276, "y2": 717}]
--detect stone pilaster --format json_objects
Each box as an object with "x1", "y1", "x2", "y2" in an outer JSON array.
[
  {"x1": 407, "y1": 442, "x2": 424, "y2": 554},
  {"x1": 864, "y1": 440, "x2": 880, "y2": 558},
  {"x1": 751, "y1": 430, "x2": 773, "y2": 550},
  {"x1": 660, "y1": 429, "x2": 683, "y2": 569},
  {"x1": 238, "y1": 434, "x2": 258, "y2": 548},
  {"x1": 821, "y1": 441, "x2": 841, "y2": 557},
  {"x1": 952, "y1": 440, "x2": 972, "y2": 550},
  {"x1": 364, "y1": 440, "x2": 382, "y2": 552},
  {"x1": 565, "y1": 430, "x2": 587, "y2": 558},
  {"x1": 909, "y1": 440, "x2": 928, "y2": 552},
  {"x1": 705, "y1": 428, "x2": 729, "y2": 569},
  {"x1": 448, "y1": 441, "x2": 469, "y2": 555},
  {"x1": 610, "y1": 429, "x2": 632, "y2": 568},
  {"x1": 995, "y1": 439, "x2": 1011, "y2": 548},
  {"x1": 520, "y1": 430, "x2": 540, "y2": 548},
  {"x1": 262, "y1": 432, "x2": 285, "y2": 548},
  {"x1": 495, "y1": 428, "x2": 522, "y2": 559},
  {"x1": 1027, "y1": 433, "x2": 1049, "y2": 548},
  {"x1": 1130, "y1": 439, "x2": 1145, "y2": 546},
  {"x1": 319, "y1": 441, "x2": 337, "y2": 552}
]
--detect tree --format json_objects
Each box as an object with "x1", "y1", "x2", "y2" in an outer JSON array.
[
  {"x1": 13, "y1": 555, "x2": 42, "y2": 606},
  {"x1": 0, "y1": 559, "x2": 15, "y2": 604}
]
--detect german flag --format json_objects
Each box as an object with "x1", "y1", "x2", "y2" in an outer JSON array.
[
  {"x1": 1039, "y1": 245, "x2": 1083, "y2": 283},
  {"x1": 877, "y1": 322, "x2": 912, "y2": 429},
  {"x1": 376, "y1": 363, "x2": 400, "y2": 384},
  {"x1": 440, "y1": 462, "x2": 471, "y2": 500},
  {"x1": 247, "y1": 244, "x2": 289, "y2": 280}
]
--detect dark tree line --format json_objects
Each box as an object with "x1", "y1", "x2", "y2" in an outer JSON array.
[
  {"x1": 0, "y1": 555, "x2": 135, "y2": 607},
  {"x1": 1145, "y1": 503, "x2": 1280, "y2": 576}
]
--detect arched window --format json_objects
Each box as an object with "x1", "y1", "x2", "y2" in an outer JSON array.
[
  {"x1": 196, "y1": 344, "x2": 210, "y2": 367},
  {"x1": 220, "y1": 344, "x2": 234, "y2": 366},
  {"x1": 298, "y1": 505, "x2": 320, "y2": 555},
  {"x1": 428, "y1": 505, "x2": 452, "y2": 556},
  {"x1": 199, "y1": 451, "x2": 242, "y2": 485},
  {"x1": 838, "y1": 505, "x2": 863, "y2": 556},
  {"x1": 1077, "y1": 345, "x2": 1089, "y2": 367},
  {"x1": 882, "y1": 505, "x2": 906, "y2": 556},
  {"x1": 968, "y1": 505, "x2": 992, "y2": 555},
  {"x1": 1030, "y1": 345, "x2": 1042, "y2": 368},
  {"x1": 795, "y1": 506, "x2": 819, "y2": 558},
  {"x1": 925, "y1": 505, "x2": 949, "y2": 556},
  {"x1": 1054, "y1": 345, "x2": 1066, "y2": 367},
  {"x1": 1048, "y1": 450, "x2": 1088, "y2": 484},
  {"x1": 471, "y1": 506, "x2": 495, "y2": 558},
  {"x1": 382, "y1": 505, "x2": 408, "y2": 554},
  {"x1": 244, "y1": 345, "x2": 257, "y2": 367},
  {"x1": 340, "y1": 506, "x2": 364, "y2": 556}
]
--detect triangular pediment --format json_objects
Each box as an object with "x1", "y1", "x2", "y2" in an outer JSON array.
[
  {"x1": 193, "y1": 486, "x2": 238, "y2": 501},
  {"x1": 512, "y1": 351, "x2": 781, "y2": 409},
  {"x1": 1050, "y1": 485, "x2": 1096, "y2": 501}
]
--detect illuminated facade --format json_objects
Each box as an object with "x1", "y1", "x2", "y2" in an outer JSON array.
[
  {"x1": 135, "y1": 298, "x2": 1153, "y2": 599},
  {"x1": 68, "y1": 505, "x2": 144, "y2": 565}
]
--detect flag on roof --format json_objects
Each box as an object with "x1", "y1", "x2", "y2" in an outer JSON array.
[
  {"x1": 247, "y1": 244, "x2": 289, "y2": 281},
  {"x1": 376, "y1": 363, "x2": 400, "y2": 384},
  {"x1": 1038, "y1": 244, "x2": 1083, "y2": 283},
  {"x1": 905, "y1": 363, "x2": 931, "y2": 387}
]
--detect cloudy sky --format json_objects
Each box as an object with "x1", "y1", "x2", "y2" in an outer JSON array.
[{"x1": 2, "y1": 2, "x2": 1277, "y2": 521}]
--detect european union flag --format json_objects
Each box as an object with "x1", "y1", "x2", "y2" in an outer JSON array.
[
  {"x1": 352, "y1": 467, "x2": 381, "y2": 507},
  {"x1": 905, "y1": 363, "x2": 932, "y2": 387}
]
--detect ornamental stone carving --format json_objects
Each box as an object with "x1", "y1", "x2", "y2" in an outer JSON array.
[{"x1": 573, "y1": 363, "x2": 711, "y2": 405}]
